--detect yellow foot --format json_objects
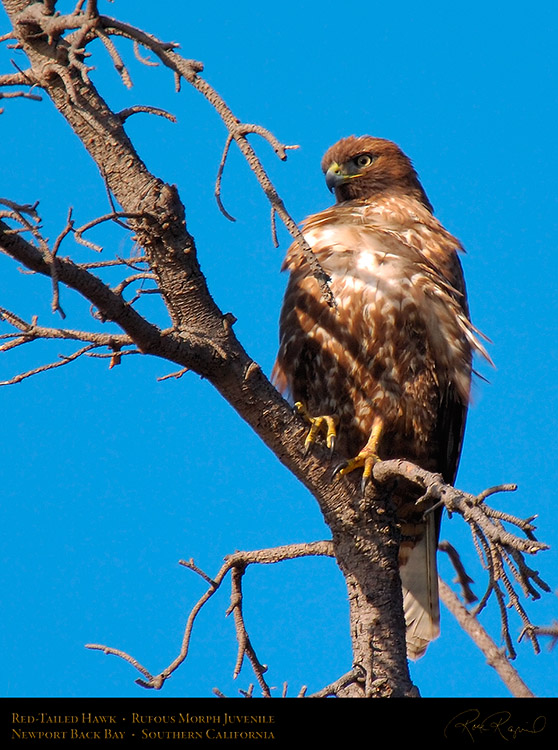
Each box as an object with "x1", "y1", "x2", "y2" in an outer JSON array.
[
  {"x1": 333, "y1": 448, "x2": 380, "y2": 494},
  {"x1": 333, "y1": 414, "x2": 384, "y2": 495},
  {"x1": 294, "y1": 401, "x2": 338, "y2": 456}
]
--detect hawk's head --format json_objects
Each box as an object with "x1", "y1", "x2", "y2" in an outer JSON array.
[{"x1": 321, "y1": 135, "x2": 433, "y2": 212}]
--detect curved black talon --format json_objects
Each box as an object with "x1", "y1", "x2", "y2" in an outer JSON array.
[
  {"x1": 360, "y1": 475, "x2": 369, "y2": 497},
  {"x1": 332, "y1": 461, "x2": 348, "y2": 478}
]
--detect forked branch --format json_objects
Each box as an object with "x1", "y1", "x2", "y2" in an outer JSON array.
[
  {"x1": 85, "y1": 541, "x2": 335, "y2": 694},
  {"x1": 373, "y1": 460, "x2": 550, "y2": 659}
]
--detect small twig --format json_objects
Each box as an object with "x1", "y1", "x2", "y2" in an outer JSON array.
[
  {"x1": 95, "y1": 27, "x2": 132, "y2": 88},
  {"x1": 0, "y1": 67, "x2": 38, "y2": 88},
  {"x1": 49, "y1": 207, "x2": 76, "y2": 318},
  {"x1": 84, "y1": 644, "x2": 157, "y2": 688},
  {"x1": 307, "y1": 667, "x2": 365, "y2": 698},
  {"x1": 85, "y1": 348, "x2": 140, "y2": 359},
  {"x1": 78, "y1": 255, "x2": 148, "y2": 269},
  {"x1": 0, "y1": 90, "x2": 42, "y2": 112},
  {"x1": 112, "y1": 272, "x2": 157, "y2": 297},
  {"x1": 523, "y1": 622, "x2": 558, "y2": 650},
  {"x1": 179, "y1": 558, "x2": 216, "y2": 587},
  {"x1": 214, "y1": 133, "x2": 236, "y2": 221},
  {"x1": 0, "y1": 335, "x2": 34, "y2": 353},
  {"x1": 438, "y1": 540, "x2": 477, "y2": 604},
  {"x1": 476, "y1": 483, "x2": 518, "y2": 503},
  {"x1": 227, "y1": 566, "x2": 271, "y2": 695},
  {"x1": 74, "y1": 211, "x2": 145, "y2": 251},
  {"x1": 238, "y1": 684, "x2": 255, "y2": 699},
  {"x1": 0, "y1": 199, "x2": 42, "y2": 243},
  {"x1": 270, "y1": 206, "x2": 279, "y2": 248},
  {"x1": 116, "y1": 104, "x2": 177, "y2": 123},
  {"x1": 0, "y1": 343, "x2": 98, "y2": 386},
  {"x1": 133, "y1": 40, "x2": 158, "y2": 67},
  {"x1": 157, "y1": 367, "x2": 189, "y2": 382}
]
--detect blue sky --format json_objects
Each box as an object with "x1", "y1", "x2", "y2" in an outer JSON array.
[{"x1": 1, "y1": 0, "x2": 557, "y2": 700}]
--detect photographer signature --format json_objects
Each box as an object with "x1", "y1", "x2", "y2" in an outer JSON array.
[{"x1": 444, "y1": 708, "x2": 546, "y2": 742}]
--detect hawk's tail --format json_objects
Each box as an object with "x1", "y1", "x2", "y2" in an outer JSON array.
[{"x1": 399, "y1": 513, "x2": 440, "y2": 660}]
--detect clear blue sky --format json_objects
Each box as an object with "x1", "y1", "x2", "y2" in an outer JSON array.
[{"x1": 1, "y1": 0, "x2": 557, "y2": 700}]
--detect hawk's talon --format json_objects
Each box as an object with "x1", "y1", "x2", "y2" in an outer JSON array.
[
  {"x1": 332, "y1": 460, "x2": 348, "y2": 478},
  {"x1": 333, "y1": 450, "x2": 380, "y2": 476},
  {"x1": 333, "y1": 449, "x2": 381, "y2": 497},
  {"x1": 333, "y1": 414, "x2": 384, "y2": 493},
  {"x1": 294, "y1": 401, "x2": 338, "y2": 456}
]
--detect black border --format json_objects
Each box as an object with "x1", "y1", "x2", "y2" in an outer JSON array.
[{"x1": 3, "y1": 697, "x2": 557, "y2": 747}]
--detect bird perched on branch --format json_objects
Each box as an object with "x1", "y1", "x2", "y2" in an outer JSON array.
[{"x1": 272, "y1": 135, "x2": 490, "y2": 659}]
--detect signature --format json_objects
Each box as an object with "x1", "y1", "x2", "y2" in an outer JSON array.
[{"x1": 444, "y1": 708, "x2": 546, "y2": 742}]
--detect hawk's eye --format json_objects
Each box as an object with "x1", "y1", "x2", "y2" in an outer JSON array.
[{"x1": 354, "y1": 153, "x2": 374, "y2": 169}]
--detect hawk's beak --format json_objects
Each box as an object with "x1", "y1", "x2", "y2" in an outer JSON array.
[
  {"x1": 325, "y1": 162, "x2": 361, "y2": 193},
  {"x1": 325, "y1": 162, "x2": 346, "y2": 193}
]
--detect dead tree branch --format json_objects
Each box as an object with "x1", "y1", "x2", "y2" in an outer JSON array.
[
  {"x1": 373, "y1": 459, "x2": 550, "y2": 659},
  {"x1": 56, "y1": 7, "x2": 336, "y2": 306},
  {"x1": 86, "y1": 541, "x2": 335, "y2": 693},
  {"x1": 439, "y1": 578, "x2": 536, "y2": 698}
]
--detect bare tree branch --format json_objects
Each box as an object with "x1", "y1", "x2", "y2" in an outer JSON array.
[
  {"x1": 86, "y1": 541, "x2": 335, "y2": 693},
  {"x1": 116, "y1": 104, "x2": 176, "y2": 124},
  {"x1": 41, "y1": 7, "x2": 337, "y2": 307},
  {"x1": 373, "y1": 459, "x2": 550, "y2": 658},
  {"x1": 439, "y1": 578, "x2": 536, "y2": 698}
]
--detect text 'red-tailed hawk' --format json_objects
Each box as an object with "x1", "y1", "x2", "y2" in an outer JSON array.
[{"x1": 272, "y1": 135, "x2": 490, "y2": 659}]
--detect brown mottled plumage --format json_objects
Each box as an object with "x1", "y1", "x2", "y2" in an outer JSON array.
[{"x1": 272, "y1": 136, "x2": 490, "y2": 659}]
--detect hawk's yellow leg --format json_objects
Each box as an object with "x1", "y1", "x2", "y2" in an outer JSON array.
[
  {"x1": 334, "y1": 415, "x2": 384, "y2": 490},
  {"x1": 294, "y1": 401, "x2": 338, "y2": 455}
]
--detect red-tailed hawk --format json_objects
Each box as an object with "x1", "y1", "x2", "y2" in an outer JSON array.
[{"x1": 272, "y1": 136, "x2": 490, "y2": 659}]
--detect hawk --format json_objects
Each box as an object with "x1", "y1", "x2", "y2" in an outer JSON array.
[{"x1": 272, "y1": 135, "x2": 490, "y2": 659}]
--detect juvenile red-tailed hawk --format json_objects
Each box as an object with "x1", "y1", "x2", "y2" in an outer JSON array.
[{"x1": 272, "y1": 136, "x2": 490, "y2": 659}]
